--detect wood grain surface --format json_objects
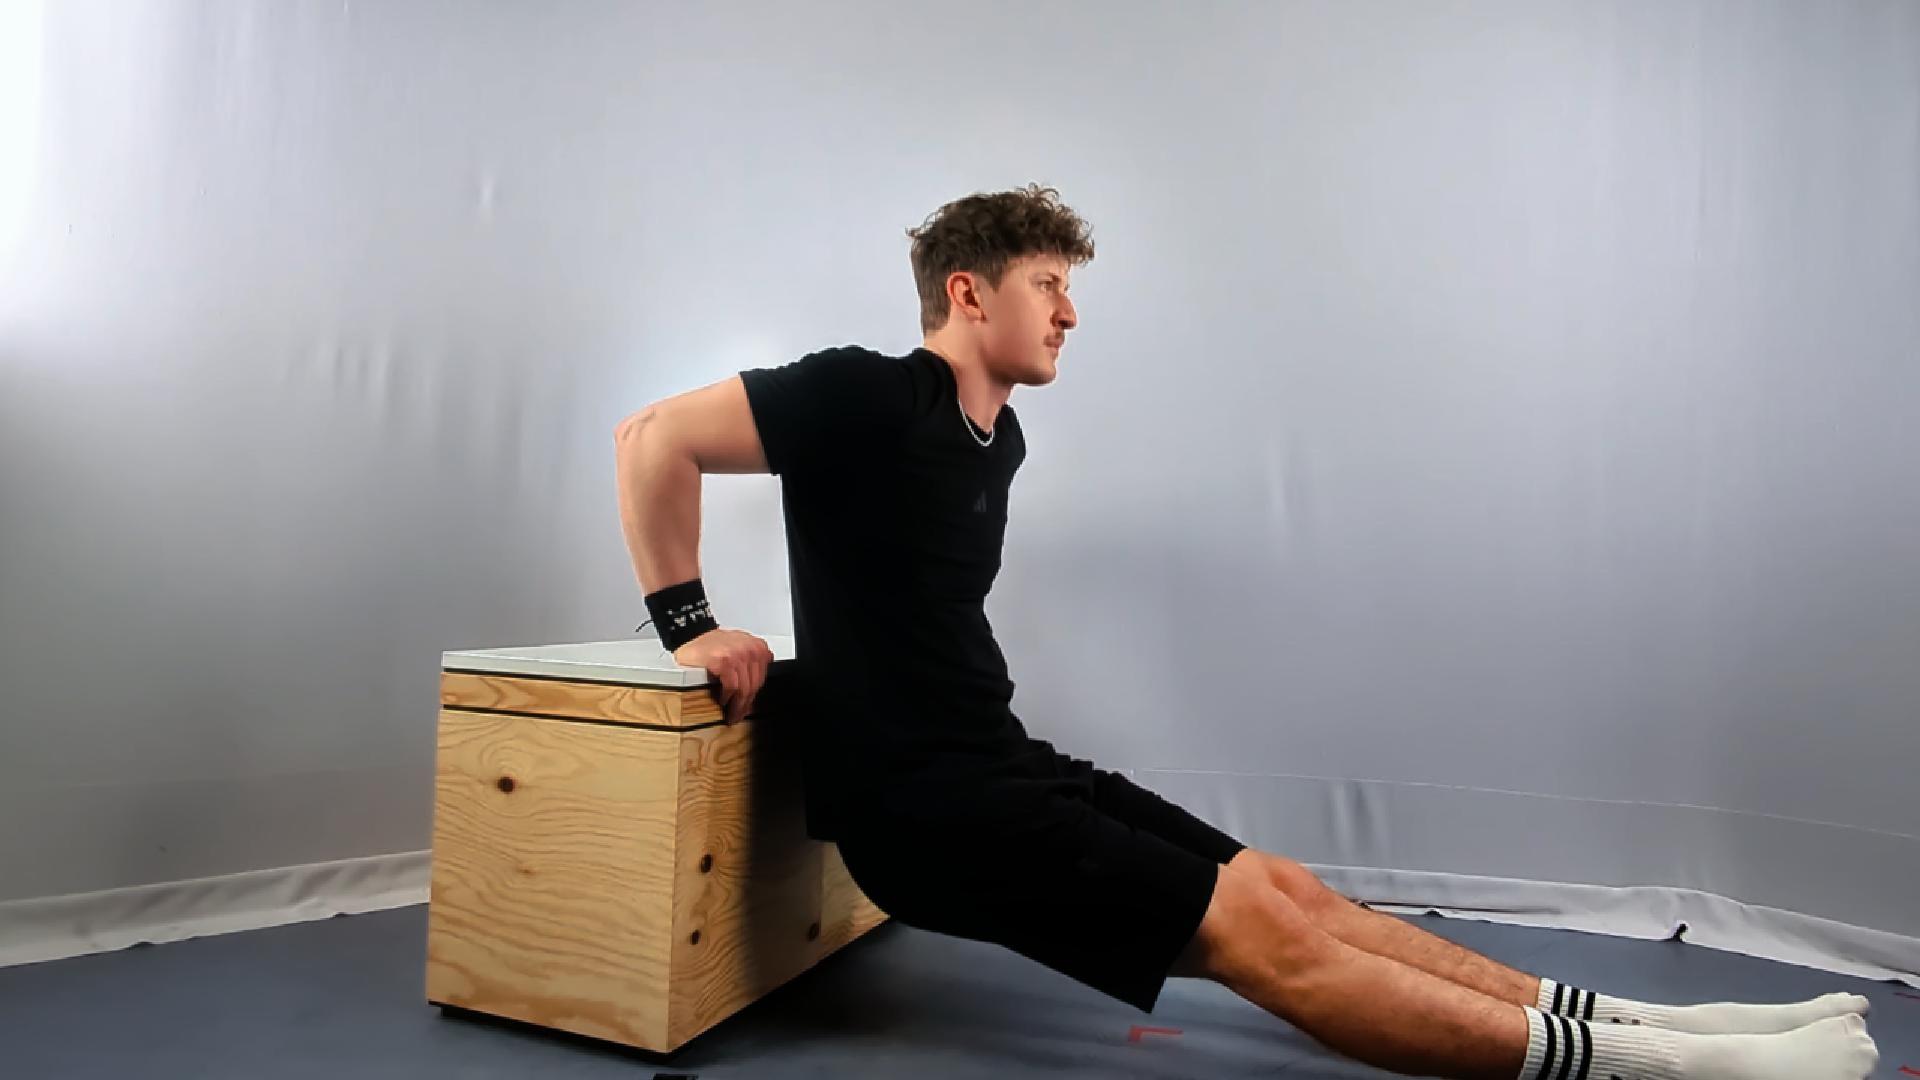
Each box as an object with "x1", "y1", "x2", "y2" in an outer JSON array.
[
  {"x1": 440, "y1": 670, "x2": 722, "y2": 729},
  {"x1": 425, "y1": 671, "x2": 887, "y2": 1053}
]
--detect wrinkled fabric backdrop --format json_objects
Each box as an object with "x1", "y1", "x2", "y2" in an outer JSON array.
[{"x1": 1, "y1": 0, "x2": 1915, "y2": 978}]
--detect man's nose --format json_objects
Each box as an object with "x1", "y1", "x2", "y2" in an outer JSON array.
[{"x1": 1056, "y1": 299, "x2": 1077, "y2": 330}]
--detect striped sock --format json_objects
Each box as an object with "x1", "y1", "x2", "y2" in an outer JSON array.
[
  {"x1": 1519, "y1": 1006, "x2": 1683, "y2": 1080},
  {"x1": 1521, "y1": 1006, "x2": 1880, "y2": 1080},
  {"x1": 1538, "y1": 977, "x2": 1871, "y2": 1036},
  {"x1": 1540, "y1": 977, "x2": 1607, "y2": 1024}
]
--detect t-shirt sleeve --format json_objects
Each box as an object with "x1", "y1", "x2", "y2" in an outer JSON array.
[{"x1": 739, "y1": 346, "x2": 916, "y2": 476}]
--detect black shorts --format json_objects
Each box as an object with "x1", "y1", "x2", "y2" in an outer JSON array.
[{"x1": 833, "y1": 739, "x2": 1247, "y2": 1014}]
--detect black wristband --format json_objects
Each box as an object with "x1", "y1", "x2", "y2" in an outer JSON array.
[{"x1": 644, "y1": 578, "x2": 720, "y2": 652}]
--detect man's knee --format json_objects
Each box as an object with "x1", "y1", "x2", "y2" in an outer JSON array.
[
  {"x1": 1172, "y1": 861, "x2": 1339, "y2": 987},
  {"x1": 1231, "y1": 849, "x2": 1351, "y2": 923}
]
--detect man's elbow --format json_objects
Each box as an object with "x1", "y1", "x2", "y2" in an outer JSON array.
[
  {"x1": 615, "y1": 404, "x2": 667, "y2": 450},
  {"x1": 614, "y1": 407, "x2": 672, "y2": 486}
]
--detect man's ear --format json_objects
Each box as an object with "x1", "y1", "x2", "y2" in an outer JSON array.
[{"x1": 946, "y1": 270, "x2": 986, "y2": 323}]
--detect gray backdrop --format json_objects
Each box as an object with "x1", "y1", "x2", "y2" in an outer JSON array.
[{"x1": 2, "y1": 0, "x2": 1916, "y2": 967}]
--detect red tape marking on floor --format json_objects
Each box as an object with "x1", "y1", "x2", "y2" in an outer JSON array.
[
  {"x1": 1896, "y1": 1065, "x2": 1918, "y2": 1077},
  {"x1": 1128, "y1": 1025, "x2": 1182, "y2": 1044},
  {"x1": 1895, "y1": 991, "x2": 1920, "y2": 1001}
]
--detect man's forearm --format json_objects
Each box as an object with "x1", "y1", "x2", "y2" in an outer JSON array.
[{"x1": 615, "y1": 415, "x2": 703, "y2": 596}]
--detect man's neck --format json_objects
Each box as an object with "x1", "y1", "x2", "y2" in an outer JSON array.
[{"x1": 922, "y1": 336, "x2": 1012, "y2": 432}]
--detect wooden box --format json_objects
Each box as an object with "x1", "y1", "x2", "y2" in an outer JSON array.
[{"x1": 424, "y1": 636, "x2": 887, "y2": 1053}]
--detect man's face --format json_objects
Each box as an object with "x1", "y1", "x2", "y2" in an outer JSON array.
[{"x1": 974, "y1": 253, "x2": 1077, "y2": 387}]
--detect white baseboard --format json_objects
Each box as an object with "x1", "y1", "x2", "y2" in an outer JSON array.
[
  {"x1": 5, "y1": 852, "x2": 1917, "y2": 992},
  {"x1": 0, "y1": 850, "x2": 429, "y2": 969}
]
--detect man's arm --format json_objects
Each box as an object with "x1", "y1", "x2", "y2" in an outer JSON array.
[
  {"x1": 613, "y1": 374, "x2": 774, "y2": 722},
  {"x1": 614, "y1": 375, "x2": 768, "y2": 593}
]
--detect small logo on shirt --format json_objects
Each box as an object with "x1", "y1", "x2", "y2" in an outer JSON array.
[{"x1": 972, "y1": 491, "x2": 988, "y2": 513}]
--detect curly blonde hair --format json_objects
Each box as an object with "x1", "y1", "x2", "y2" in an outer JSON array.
[{"x1": 906, "y1": 183, "x2": 1096, "y2": 335}]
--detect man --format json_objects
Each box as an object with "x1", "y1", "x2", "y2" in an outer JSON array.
[{"x1": 613, "y1": 185, "x2": 1876, "y2": 1080}]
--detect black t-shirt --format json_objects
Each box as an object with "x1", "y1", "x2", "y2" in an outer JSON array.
[{"x1": 740, "y1": 344, "x2": 1052, "y2": 839}]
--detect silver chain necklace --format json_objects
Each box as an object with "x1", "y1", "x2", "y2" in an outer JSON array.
[{"x1": 958, "y1": 392, "x2": 994, "y2": 447}]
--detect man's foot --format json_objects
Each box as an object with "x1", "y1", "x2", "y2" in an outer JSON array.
[
  {"x1": 1673, "y1": 1013, "x2": 1880, "y2": 1079},
  {"x1": 1525, "y1": 1009, "x2": 1880, "y2": 1080},
  {"x1": 1541, "y1": 977, "x2": 1870, "y2": 1035}
]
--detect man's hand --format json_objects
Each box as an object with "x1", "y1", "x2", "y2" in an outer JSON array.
[{"x1": 673, "y1": 628, "x2": 775, "y2": 725}]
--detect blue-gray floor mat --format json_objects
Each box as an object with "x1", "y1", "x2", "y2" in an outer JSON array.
[{"x1": 0, "y1": 904, "x2": 1912, "y2": 1078}]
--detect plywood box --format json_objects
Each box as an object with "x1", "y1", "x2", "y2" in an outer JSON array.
[{"x1": 424, "y1": 636, "x2": 887, "y2": 1053}]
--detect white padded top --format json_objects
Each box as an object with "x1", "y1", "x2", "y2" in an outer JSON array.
[{"x1": 442, "y1": 635, "x2": 797, "y2": 689}]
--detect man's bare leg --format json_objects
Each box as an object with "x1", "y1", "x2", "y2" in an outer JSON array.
[
  {"x1": 1325, "y1": 896, "x2": 1543, "y2": 1003},
  {"x1": 1295, "y1": 870, "x2": 1871, "y2": 1035},
  {"x1": 1176, "y1": 858, "x2": 1531, "y2": 1080},
  {"x1": 1229, "y1": 849, "x2": 1543, "y2": 1008}
]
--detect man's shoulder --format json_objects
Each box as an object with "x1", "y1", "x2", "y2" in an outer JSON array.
[
  {"x1": 790, "y1": 343, "x2": 941, "y2": 410},
  {"x1": 798, "y1": 342, "x2": 934, "y2": 376}
]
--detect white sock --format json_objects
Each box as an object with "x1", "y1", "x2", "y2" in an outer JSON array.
[
  {"x1": 1518, "y1": 1007, "x2": 1682, "y2": 1080},
  {"x1": 1518, "y1": 1008, "x2": 1880, "y2": 1080},
  {"x1": 1537, "y1": 976, "x2": 1871, "y2": 1035}
]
